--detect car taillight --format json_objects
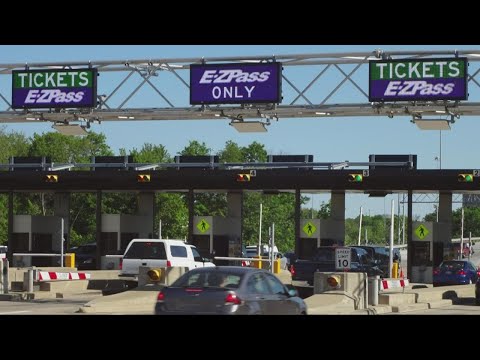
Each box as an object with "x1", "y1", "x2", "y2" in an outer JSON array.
[
  {"x1": 457, "y1": 269, "x2": 466, "y2": 275},
  {"x1": 157, "y1": 291, "x2": 165, "y2": 302},
  {"x1": 166, "y1": 260, "x2": 171, "y2": 267},
  {"x1": 119, "y1": 258, "x2": 123, "y2": 270},
  {"x1": 290, "y1": 264, "x2": 296, "y2": 276},
  {"x1": 433, "y1": 268, "x2": 440, "y2": 275},
  {"x1": 225, "y1": 293, "x2": 242, "y2": 305}
]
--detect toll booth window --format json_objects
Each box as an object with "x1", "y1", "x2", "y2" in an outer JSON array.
[
  {"x1": 312, "y1": 248, "x2": 335, "y2": 261},
  {"x1": 124, "y1": 242, "x2": 167, "y2": 260},
  {"x1": 190, "y1": 247, "x2": 203, "y2": 262},
  {"x1": 171, "y1": 245, "x2": 188, "y2": 258},
  {"x1": 412, "y1": 242, "x2": 431, "y2": 266}
]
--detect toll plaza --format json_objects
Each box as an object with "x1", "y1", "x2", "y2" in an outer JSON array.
[{"x1": 1, "y1": 152, "x2": 479, "y2": 284}]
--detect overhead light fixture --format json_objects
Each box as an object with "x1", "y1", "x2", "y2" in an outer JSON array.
[
  {"x1": 435, "y1": 110, "x2": 446, "y2": 114},
  {"x1": 118, "y1": 116, "x2": 135, "y2": 119},
  {"x1": 26, "y1": 117, "x2": 39, "y2": 121},
  {"x1": 230, "y1": 121, "x2": 267, "y2": 133},
  {"x1": 315, "y1": 112, "x2": 331, "y2": 115},
  {"x1": 414, "y1": 119, "x2": 451, "y2": 130},
  {"x1": 214, "y1": 114, "x2": 221, "y2": 117},
  {"x1": 52, "y1": 124, "x2": 88, "y2": 136}
]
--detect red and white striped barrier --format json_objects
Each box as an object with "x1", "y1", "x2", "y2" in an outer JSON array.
[
  {"x1": 381, "y1": 278, "x2": 409, "y2": 290},
  {"x1": 37, "y1": 271, "x2": 91, "y2": 281}
]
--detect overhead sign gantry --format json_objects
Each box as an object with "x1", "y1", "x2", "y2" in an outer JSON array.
[{"x1": 0, "y1": 49, "x2": 479, "y2": 130}]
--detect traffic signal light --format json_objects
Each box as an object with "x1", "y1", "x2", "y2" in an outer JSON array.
[
  {"x1": 236, "y1": 174, "x2": 251, "y2": 182},
  {"x1": 326, "y1": 275, "x2": 341, "y2": 289},
  {"x1": 458, "y1": 174, "x2": 473, "y2": 182},
  {"x1": 45, "y1": 174, "x2": 58, "y2": 183},
  {"x1": 147, "y1": 269, "x2": 163, "y2": 282},
  {"x1": 347, "y1": 174, "x2": 363, "y2": 182},
  {"x1": 137, "y1": 174, "x2": 151, "y2": 182}
]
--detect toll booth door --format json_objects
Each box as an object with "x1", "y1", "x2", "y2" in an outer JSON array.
[
  {"x1": 299, "y1": 238, "x2": 317, "y2": 260},
  {"x1": 213, "y1": 236, "x2": 229, "y2": 266},
  {"x1": 31, "y1": 233, "x2": 53, "y2": 267},
  {"x1": 100, "y1": 232, "x2": 118, "y2": 256},
  {"x1": 191, "y1": 235, "x2": 210, "y2": 259},
  {"x1": 433, "y1": 243, "x2": 444, "y2": 267},
  {"x1": 121, "y1": 233, "x2": 139, "y2": 254},
  {"x1": 11, "y1": 233, "x2": 29, "y2": 266},
  {"x1": 411, "y1": 241, "x2": 432, "y2": 266},
  {"x1": 11, "y1": 233, "x2": 29, "y2": 252}
]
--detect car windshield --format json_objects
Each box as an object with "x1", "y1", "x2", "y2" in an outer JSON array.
[
  {"x1": 71, "y1": 245, "x2": 95, "y2": 254},
  {"x1": 173, "y1": 270, "x2": 243, "y2": 289}
]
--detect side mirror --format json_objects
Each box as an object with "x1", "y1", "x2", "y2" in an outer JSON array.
[{"x1": 285, "y1": 284, "x2": 298, "y2": 297}]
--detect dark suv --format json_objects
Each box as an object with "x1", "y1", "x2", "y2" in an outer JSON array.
[
  {"x1": 352, "y1": 246, "x2": 401, "y2": 277},
  {"x1": 69, "y1": 243, "x2": 96, "y2": 270}
]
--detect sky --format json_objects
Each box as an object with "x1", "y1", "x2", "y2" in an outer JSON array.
[{"x1": 0, "y1": 44, "x2": 478, "y2": 220}]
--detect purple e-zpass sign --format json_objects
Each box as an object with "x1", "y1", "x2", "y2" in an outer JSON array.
[
  {"x1": 369, "y1": 57, "x2": 468, "y2": 102},
  {"x1": 190, "y1": 62, "x2": 282, "y2": 105},
  {"x1": 12, "y1": 68, "x2": 97, "y2": 109}
]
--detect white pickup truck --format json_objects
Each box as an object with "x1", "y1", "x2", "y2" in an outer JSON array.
[{"x1": 119, "y1": 239, "x2": 215, "y2": 277}]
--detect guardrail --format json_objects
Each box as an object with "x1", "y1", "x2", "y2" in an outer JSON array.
[{"x1": 214, "y1": 256, "x2": 274, "y2": 262}]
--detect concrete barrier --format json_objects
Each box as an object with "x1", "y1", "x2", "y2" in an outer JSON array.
[{"x1": 78, "y1": 284, "x2": 161, "y2": 314}]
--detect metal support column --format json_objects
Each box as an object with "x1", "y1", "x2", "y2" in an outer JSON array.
[
  {"x1": 407, "y1": 190, "x2": 413, "y2": 280},
  {"x1": 7, "y1": 191, "x2": 13, "y2": 264},
  {"x1": 188, "y1": 189, "x2": 194, "y2": 244},
  {"x1": 295, "y1": 189, "x2": 301, "y2": 257},
  {"x1": 95, "y1": 190, "x2": 102, "y2": 270}
]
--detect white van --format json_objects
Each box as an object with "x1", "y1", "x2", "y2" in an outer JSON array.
[{"x1": 119, "y1": 239, "x2": 215, "y2": 277}]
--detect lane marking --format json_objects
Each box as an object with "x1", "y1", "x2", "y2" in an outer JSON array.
[{"x1": 0, "y1": 310, "x2": 31, "y2": 315}]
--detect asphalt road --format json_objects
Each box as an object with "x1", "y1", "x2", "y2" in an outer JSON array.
[
  {"x1": 0, "y1": 244, "x2": 479, "y2": 315},
  {"x1": 0, "y1": 294, "x2": 102, "y2": 315}
]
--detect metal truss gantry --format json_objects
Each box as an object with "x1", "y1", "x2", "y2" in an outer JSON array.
[{"x1": 1, "y1": 49, "x2": 480, "y2": 127}]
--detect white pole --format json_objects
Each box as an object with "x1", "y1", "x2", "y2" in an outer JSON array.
[
  {"x1": 365, "y1": 228, "x2": 368, "y2": 245},
  {"x1": 397, "y1": 194, "x2": 401, "y2": 244},
  {"x1": 159, "y1": 219, "x2": 162, "y2": 239},
  {"x1": 271, "y1": 223, "x2": 275, "y2": 273},
  {"x1": 60, "y1": 218, "x2": 64, "y2": 267},
  {"x1": 258, "y1": 203, "x2": 263, "y2": 256},
  {"x1": 389, "y1": 200, "x2": 394, "y2": 278},
  {"x1": 402, "y1": 195, "x2": 406, "y2": 245},
  {"x1": 469, "y1": 231, "x2": 472, "y2": 260},
  {"x1": 460, "y1": 208, "x2": 464, "y2": 260},
  {"x1": 358, "y1": 206, "x2": 363, "y2": 246}
]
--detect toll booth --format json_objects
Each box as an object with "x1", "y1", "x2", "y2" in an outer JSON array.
[
  {"x1": 191, "y1": 216, "x2": 241, "y2": 265},
  {"x1": 299, "y1": 219, "x2": 320, "y2": 259},
  {"x1": 410, "y1": 221, "x2": 449, "y2": 283},
  {"x1": 298, "y1": 219, "x2": 345, "y2": 259},
  {"x1": 100, "y1": 214, "x2": 153, "y2": 256},
  {"x1": 11, "y1": 215, "x2": 66, "y2": 267}
]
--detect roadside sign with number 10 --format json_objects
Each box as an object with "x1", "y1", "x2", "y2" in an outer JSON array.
[{"x1": 335, "y1": 248, "x2": 351, "y2": 270}]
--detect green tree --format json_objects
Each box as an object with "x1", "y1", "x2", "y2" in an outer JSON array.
[
  {"x1": 242, "y1": 141, "x2": 267, "y2": 162},
  {"x1": 120, "y1": 143, "x2": 170, "y2": 163},
  {"x1": 218, "y1": 140, "x2": 243, "y2": 162},
  {"x1": 27, "y1": 131, "x2": 114, "y2": 246},
  {"x1": 180, "y1": 140, "x2": 211, "y2": 156}
]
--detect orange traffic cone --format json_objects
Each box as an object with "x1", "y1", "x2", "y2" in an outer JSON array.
[{"x1": 399, "y1": 268, "x2": 404, "y2": 279}]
